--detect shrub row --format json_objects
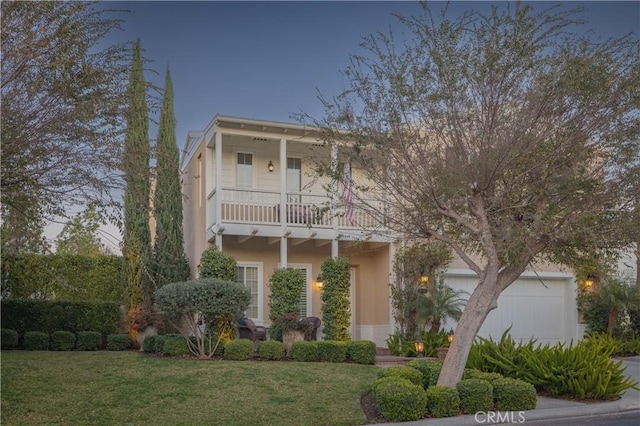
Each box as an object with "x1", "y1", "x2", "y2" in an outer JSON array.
[
  {"x1": 1, "y1": 328, "x2": 130, "y2": 351},
  {"x1": 371, "y1": 361, "x2": 536, "y2": 422},
  {"x1": 1, "y1": 299, "x2": 120, "y2": 335},
  {"x1": 288, "y1": 340, "x2": 376, "y2": 364},
  {"x1": 467, "y1": 330, "x2": 639, "y2": 399}
]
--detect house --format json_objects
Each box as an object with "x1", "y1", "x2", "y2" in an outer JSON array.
[{"x1": 181, "y1": 114, "x2": 580, "y2": 347}]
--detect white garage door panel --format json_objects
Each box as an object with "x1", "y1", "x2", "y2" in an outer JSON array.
[{"x1": 445, "y1": 274, "x2": 577, "y2": 345}]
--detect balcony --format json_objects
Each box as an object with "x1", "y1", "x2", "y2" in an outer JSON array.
[{"x1": 206, "y1": 187, "x2": 390, "y2": 241}]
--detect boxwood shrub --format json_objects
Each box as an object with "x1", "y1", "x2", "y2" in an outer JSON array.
[
  {"x1": 317, "y1": 340, "x2": 348, "y2": 363},
  {"x1": 425, "y1": 385, "x2": 460, "y2": 418},
  {"x1": 162, "y1": 335, "x2": 190, "y2": 356},
  {"x1": 407, "y1": 359, "x2": 442, "y2": 388},
  {"x1": 1, "y1": 329, "x2": 19, "y2": 349},
  {"x1": 24, "y1": 331, "x2": 50, "y2": 350},
  {"x1": 378, "y1": 365, "x2": 424, "y2": 387},
  {"x1": 257, "y1": 340, "x2": 285, "y2": 360},
  {"x1": 372, "y1": 376, "x2": 427, "y2": 422},
  {"x1": 76, "y1": 331, "x2": 102, "y2": 350},
  {"x1": 456, "y1": 379, "x2": 494, "y2": 414},
  {"x1": 290, "y1": 341, "x2": 319, "y2": 362},
  {"x1": 346, "y1": 340, "x2": 376, "y2": 365},
  {"x1": 224, "y1": 338, "x2": 253, "y2": 360},
  {"x1": 463, "y1": 369, "x2": 504, "y2": 383},
  {"x1": 154, "y1": 335, "x2": 170, "y2": 353},
  {"x1": 50, "y1": 330, "x2": 75, "y2": 351},
  {"x1": 493, "y1": 378, "x2": 537, "y2": 411},
  {"x1": 143, "y1": 335, "x2": 158, "y2": 353},
  {"x1": 107, "y1": 334, "x2": 131, "y2": 351}
]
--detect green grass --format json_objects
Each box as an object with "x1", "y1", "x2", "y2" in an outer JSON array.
[{"x1": 1, "y1": 351, "x2": 378, "y2": 425}]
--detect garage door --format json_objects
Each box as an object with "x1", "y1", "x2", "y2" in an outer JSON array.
[{"x1": 445, "y1": 269, "x2": 578, "y2": 345}]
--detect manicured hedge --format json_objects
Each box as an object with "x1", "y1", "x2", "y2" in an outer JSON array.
[
  {"x1": 51, "y1": 331, "x2": 75, "y2": 351},
  {"x1": 372, "y1": 376, "x2": 427, "y2": 422},
  {"x1": 223, "y1": 339, "x2": 253, "y2": 360},
  {"x1": 76, "y1": 331, "x2": 102, "y2": 350},
  {"x1": 290, "y1": 341, "x2": 319, "y2": 362},
  {"x1": 347, "y1": 340, "x2": 376, "y2": 365},
  {"x1": 1, "y1": 329, "x2": 19, "y2": 349},
  {"x1": 257, "y1": 340, "x2": 285, "y2": 360},
  {"x1": 1, "y1": 299, "x2": 120, "y2": 335},
  {"x1": 1, "y1": 253, "x2": 125, "y2": 301},
  {"x1": 107, "y1": 334, "x2": 131, "y2": 351},
  {"x1": 317, "y1": 341, "x2": 348, "y2": 363},
  {"x1": 24, "y1": 331, "x2": 50, "y2": 350}
]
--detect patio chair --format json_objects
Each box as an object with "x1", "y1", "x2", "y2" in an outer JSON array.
[
  {"x1": 237, "y1": 317, "x2": 267, "y2": 343},
  {"x1": 304, "y1": 316, "x2": 321, "y2": 341}
]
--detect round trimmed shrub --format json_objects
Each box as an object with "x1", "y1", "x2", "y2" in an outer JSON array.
[
  {"x1": 76, "y1": 331, "x2": 102, "y2": 350},
  {"x1": 493, "y1": 378, "x2": 537, "y2": 411},
  {"x1": 224, "y1": 338, "x2": 253, "y2": 360},
  {"x1": 51, "y1": 331, "x2": 75, "y2": 351},
  {"x1": 162, "y1": 335, "x2": 190, "y2": 356},
  {"x1": 317, "y1": 340, "x2": 348, "y2": 363},
  {"x1": 378, "y1": 365, "x2": 424, "y2": 387},
  {"x1": 257, "y1": 340, "x2": 285, "y2": 360},
  {"x1": 143, "y1": 335, "x2": 158, "y2": 353},
  {"x1": 154, "y1": 335, "x2": 170, "y2": 353},
  {"x1": 456, "y1": 379, "x2": 494, "y2": 414},
  {"x1": 346, "y1": 340, "x2": 376, "y2": 365},
  {"x1": 372, "y1": 376, "x2": 427, "y2": 422},
  {"x1": 24, "y1": 331, "x2": 50, "y2": 350},
  {"x1": 290, "y1": 341, "x2": 319, "y2": 362},
  {"x1": 425, "y1": 385, "x2": 460, "y2": 417},
  {"x1": 1, "y1": 329, "x2": 19, "y2": 349},
  {"x1": 107, "y1": 334, "x2": 131, "y2": 351},
  {"x1": 407, "y1": 359, "x2": 443, "y2": 388}
]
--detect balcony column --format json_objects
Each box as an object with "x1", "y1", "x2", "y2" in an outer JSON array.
[
  {"x1": 279, "y1": 137, "x2": 287, "y2": 267},
  {"x1": 215, "y1": 129, "x2": 223, "y2": 250}
]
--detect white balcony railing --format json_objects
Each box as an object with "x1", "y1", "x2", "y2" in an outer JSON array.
[{"x1": 208, "y1": 187, "x2": 386, "y2": 230}]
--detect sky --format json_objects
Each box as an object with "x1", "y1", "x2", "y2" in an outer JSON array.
[{"x1": 50, "y1": 1, "x2": 640, "y2": 251}]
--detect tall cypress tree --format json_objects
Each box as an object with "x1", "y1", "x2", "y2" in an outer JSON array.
[
  {"x1": 153, "y1": 69, "x2": 190, "y2": 286},
  {"x1": 123, "y1": 39, "x2": 152, "y2": 313}
]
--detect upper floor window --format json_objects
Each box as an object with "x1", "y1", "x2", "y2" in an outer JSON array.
[{"x1": 236, "y1": 152, "x2": 253, "y2": 189}]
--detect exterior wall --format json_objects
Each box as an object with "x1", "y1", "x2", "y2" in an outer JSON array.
[{"x1": 182, "y1": 142, "x2": 208, "y2": 278}]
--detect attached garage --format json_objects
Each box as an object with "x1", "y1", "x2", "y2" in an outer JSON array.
[{"x1": 445, "y1": 269, "x2": 579, "y2": 345}]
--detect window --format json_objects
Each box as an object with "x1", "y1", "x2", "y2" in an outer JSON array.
[{"x1": 236, "y1": 264, "x2": 260, "y2": 319}]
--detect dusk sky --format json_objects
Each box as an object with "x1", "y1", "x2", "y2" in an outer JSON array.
[
  {"x1": 58, "y1": 1, "x2": 640, "y2": 250},
  {"x1": 106, "y1": 1, "x2": 640, "y2": 152}
]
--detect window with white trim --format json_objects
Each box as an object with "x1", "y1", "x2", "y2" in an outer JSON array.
[{"x1": 236, "y1": 264, "x2": 260, "y2": 319}]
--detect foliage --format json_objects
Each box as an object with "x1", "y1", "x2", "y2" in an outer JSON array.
[
  {"x1": 143, "y1": 335, "x2": 158, "y2": 353},
  {"x1": 153, "y1": 335, "x2": 170, "y2": 353},
  {"x1": 419, "y1": 276, "x2": 467, "y2": 334},
  {"x1": 290, "y1": 341, "x2": 319, "y2": 362},
  {"x1": 107, "y1": 334, "x2": 132, "y2": 351},
  {"x1": 223, "y1": 338, "x2": 253, "y2": 361},
  {"x1": 320, "y1": 257, "x2": 351, "y2": 341},
  {"x1": 267, "y1": 268, "x2": 306, "y2": 341},
  {"x1": 153, "y1": 70, "x2": 190, "y2": 288},
  {"x1": 1, "y1": 329, "x2": 19, "y2": 349},
  {"x1": 197, "y1": 246, "x2": 238, "y2": 281},
  {"x1": 0, "y1": 2, "x2": 129, "y2": 221},
  {"x1": 123, "y1": 39, "x2": 153, "y2": 338},
  {"x1": 1, "y1": 299, "x2": 120, "y2": 335},
  {"x1": 391, "y1": 242, "x2": 453, "y2": 339},
  {"x1": 492, "y1": 378, "x2": 537, "y2": 411},
  {"x1": 162, "y1": 335, "x2": 190, "y2": 356},
  {"x1": 372, "y1": 376, "x2": 427, "y2": 422},
  {"x1": 56, "y1": 207, "x2": 106, "y2": 255},
  {"x1": 386, "y1": 331, "x2": 416, "y2": 357},
  {"x1": 312, "y1": 1, "x2": 640, "y2": 387},
  {"x1": 155, "y1": 279, "x2": 250, "y2": 359},
  {"x1": 407, "y1": 359, "x2": 443, "y2": 389},
  {"x1": 257, "y1": 340, "x2": 285, "y2": 360},
  {"x1": 76, "y1": 331, "x2": 102, "y2": 351},
  {"x1": 456, "y1": 379, "x2": 494, "y2": 414},
  {"x1": 346, "y1": 340, "x2": 377, "y2": 365},
  {"x1": 467, "y1": 330, "x2": 639, "y2": 399},
  {"x1": 378, "y1": 365, "x2": 424, "y2": 387},
  {"x1": 50, "y1": 331, "x2": 75, "y2": 351},
  {"x1": 425, "y1": 386, "x2": 460, "y2": 418},
  {"x1": 272, "y1": 313, "x2": 313, "y2": 342},
  {"x1": 24, "y1": 331, "x2": 50, "y2": 350},
  {"x1": 463, "y1": 370, "x2": 504, "y2": 384},
  {"x1": 1, "y1": 253, "x2": 125, "y2": 301},
  {"x1": 0, "y1": 204, "x2": 49, "y2": 254},
  {"x1": 580, "y1": 276, "x2": 640, "y2": 335},
  {"x1": 317, "y1": 341, "x2": 348, "y2": 363}
]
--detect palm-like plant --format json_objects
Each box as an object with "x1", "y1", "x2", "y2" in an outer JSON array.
[
  {"x1": 417, "y1": 275, "x2": 468, "y2": 334},
  {"x1": 596, "y1": 277, "x2": 640, "y2": 334}
]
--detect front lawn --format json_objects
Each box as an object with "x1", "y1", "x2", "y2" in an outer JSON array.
[{"x1": 1, "y1": 351, "x2": 378, "y2": 425}]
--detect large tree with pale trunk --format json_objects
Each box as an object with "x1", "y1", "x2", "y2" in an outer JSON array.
[{"x1": 310, "y1": 3, "x2": 639, "y2": 387}]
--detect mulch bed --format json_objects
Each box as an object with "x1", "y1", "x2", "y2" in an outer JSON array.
[{"x1": 361, "y1": 392, "x2": 386, "y2": 424}]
